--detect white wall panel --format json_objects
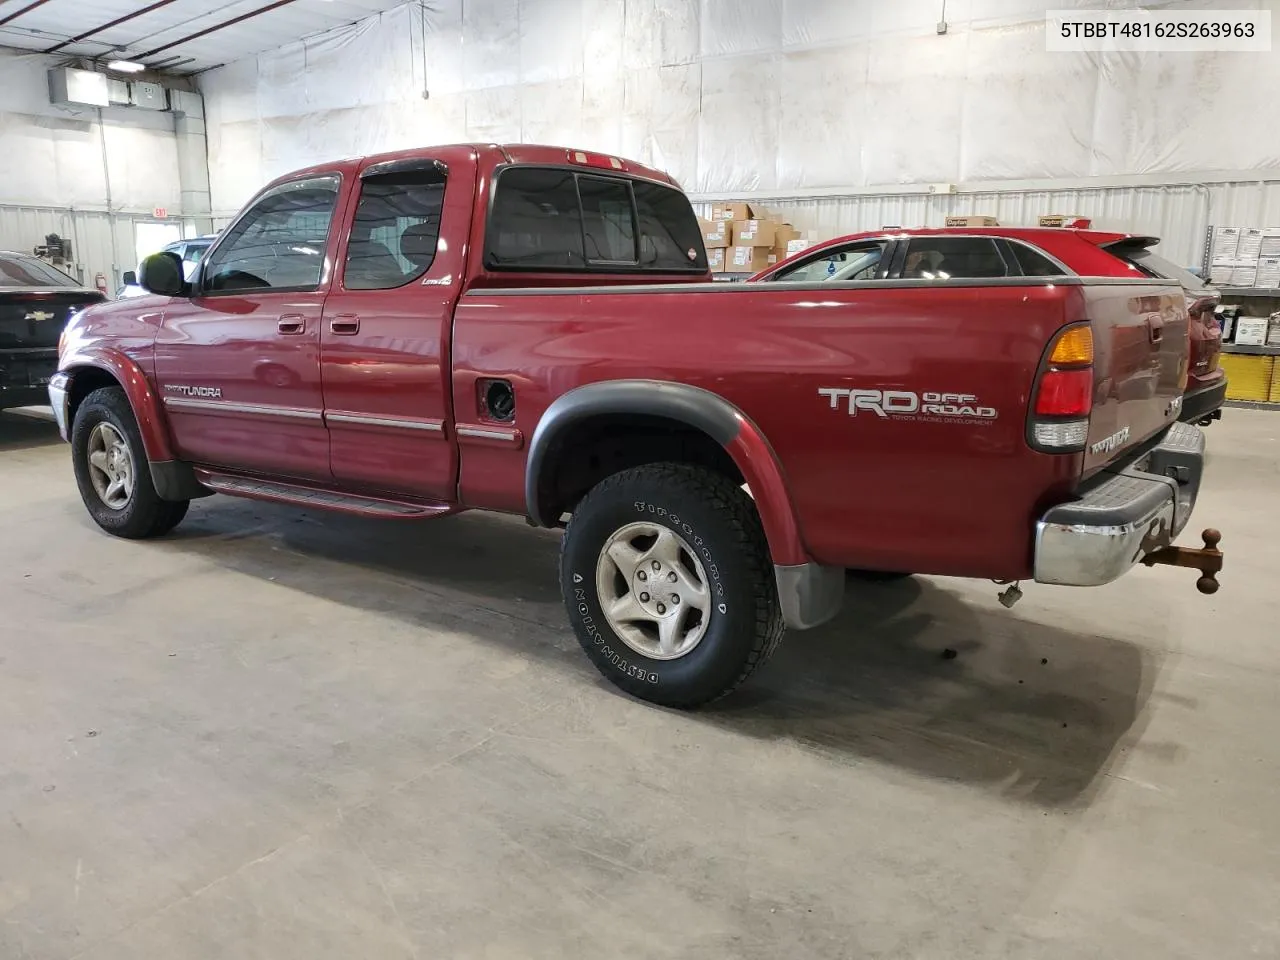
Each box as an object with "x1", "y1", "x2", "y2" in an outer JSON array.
[{"x1": 198, "y1": 0, "x2": 1280, "y2": 268}]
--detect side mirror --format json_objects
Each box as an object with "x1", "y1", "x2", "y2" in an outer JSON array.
[
  {"x1": 121, "y1": 270, "x2": 137, "y2": 286},
  {"x1": 137, "y1": 251, "x2": 187, "y2": 297}
]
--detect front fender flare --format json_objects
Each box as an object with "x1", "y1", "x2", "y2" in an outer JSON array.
[
  {"x1": 525, "y1": 380, "x2": 808, "y2": 567},
  {"x1": 62, "y1": 348, "x2": 174, "y2": 463}
]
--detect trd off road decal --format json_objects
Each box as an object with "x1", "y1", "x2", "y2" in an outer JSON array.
[{"x1": 819, "y1": 387, "x2": 998, "y2": 424}]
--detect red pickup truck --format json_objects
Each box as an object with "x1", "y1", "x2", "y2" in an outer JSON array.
[{"x1": 50, "y1": 143, "x2": 1220, "y2": 708}]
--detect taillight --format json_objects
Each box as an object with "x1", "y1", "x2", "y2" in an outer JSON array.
[{"x1": 1029, "y1": 323, "x2": 1094, "y2": 452}]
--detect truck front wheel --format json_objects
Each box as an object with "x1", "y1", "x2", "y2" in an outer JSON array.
[
  {"x1": 71, "y1": 386, "x2": 189, "y2": 539},
  {"x1": 560, "y1": 463, "x2": 784, "y2": 708}
]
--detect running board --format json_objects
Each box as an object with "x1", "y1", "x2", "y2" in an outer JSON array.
[{"x1": 193, "y1": 470, "x2": 455, "y2": 519}]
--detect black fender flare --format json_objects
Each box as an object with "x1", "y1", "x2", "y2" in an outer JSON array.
[{"x1": 525, "y1": 380, "x2": 742, "y2": 528}]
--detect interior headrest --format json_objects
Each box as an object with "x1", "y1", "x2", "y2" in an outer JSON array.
[{"x1": 400, "y1": 222, "x2": 438, "y2": 268}]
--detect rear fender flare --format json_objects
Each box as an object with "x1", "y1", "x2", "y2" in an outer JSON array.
[
  {"x1": 525, "y1": 380, "x2": 807, "y2": 566},
  {"x1": 62, "y1": 349, "x2": 174, "y2": 463}
]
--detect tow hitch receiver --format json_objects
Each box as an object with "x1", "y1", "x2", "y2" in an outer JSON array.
[{"x1": 1142, "y1": 528, "x2": 1223, "y2": 594}]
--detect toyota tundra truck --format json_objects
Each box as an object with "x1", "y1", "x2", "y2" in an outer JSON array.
[{"x1": 49, "y1": 143, "x2": 1222, "y2": 708}]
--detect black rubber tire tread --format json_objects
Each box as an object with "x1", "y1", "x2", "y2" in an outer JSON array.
[
  {"x1": 560, "y1": 462, "x2": 785, "y2": 708},
  {"x1": 71, "y1": 386, "x2": 189, "y2": 539}
]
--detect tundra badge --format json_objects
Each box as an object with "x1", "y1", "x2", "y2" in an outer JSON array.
[{"x1": 1090, "y1": 426, "x2": 1130, "y2": 455}]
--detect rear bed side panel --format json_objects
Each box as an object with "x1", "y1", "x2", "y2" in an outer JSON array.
[
  {"x1": 1077, "y1": 281, "x2": 1189, "y2": 477},
  {"x1": 451, "y1": 281, "x2": 1084, "y2": 580}
]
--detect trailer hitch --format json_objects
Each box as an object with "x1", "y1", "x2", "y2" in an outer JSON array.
[{"x1": 1141, "y1": 528, "x2": 1223, "y2": 594}]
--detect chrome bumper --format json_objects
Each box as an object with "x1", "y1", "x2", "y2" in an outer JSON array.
[
  {"x1": 48, "y1": 372, "x2": 71, "y2": 441},
  {"x1": 1034, "y1": 422, "x2": 1205, "y2": 587}
]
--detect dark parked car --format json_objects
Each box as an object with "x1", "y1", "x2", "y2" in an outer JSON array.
[{"x1": 1, "y1": 251, "x2": 105, "y2": 410}]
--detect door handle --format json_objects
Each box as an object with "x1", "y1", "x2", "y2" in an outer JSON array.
[
  {"x1": 329, "y1": 315, "x2": 360, "y2": 335},
  {"x1": 277, "y1": 314, "x2": 305, "y2": 335},
  {"x1": 1146, "y1": 314, "x2": 1164, "y2": 344}
]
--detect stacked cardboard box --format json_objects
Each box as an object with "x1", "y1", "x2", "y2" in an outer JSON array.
[
  {"x1": 703, "y1": 203, "x2": 817, "y2": 273},
  {"x1": 1038, "y1": 214, "x2": 1092, "y2": 228},
  {"x1": 1208, "y1": 225, "x2": 1280, "y2": 289}
]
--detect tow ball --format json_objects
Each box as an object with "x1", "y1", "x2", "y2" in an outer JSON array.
[{"x1": 1141, "y1": 528, "x2": 1223, "y2": 595}]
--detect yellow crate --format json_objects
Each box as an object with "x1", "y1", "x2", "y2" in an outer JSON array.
[
  {"x1": 1272, "y1": 357, "x2": 1280, "y2": 403},
  {"x1": 1220, "y1": 353, "x2": 1274, "y2": 402}
]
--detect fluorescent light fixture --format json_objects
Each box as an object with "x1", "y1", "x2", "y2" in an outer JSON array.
[{"x1": 105, "y1": 59, "x2": 146, "y2": 73}]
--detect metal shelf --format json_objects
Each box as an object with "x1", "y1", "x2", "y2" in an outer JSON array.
[
  {"x1": 1217, "y1": 287, "x2": 1280, "y2": 297},
  {"x1": 1221, "y1": 343, "x2": 1280, "y2": 356}
]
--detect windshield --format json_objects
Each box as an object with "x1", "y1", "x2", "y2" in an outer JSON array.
[
  {"x1": 0, "y1": 254, "x2": 80, "y2": 287},
  {"x1": 1110, "y1": 243, "x2": 1209, "y2": 291}
]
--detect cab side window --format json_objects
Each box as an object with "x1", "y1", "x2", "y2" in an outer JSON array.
[
  {"x1": 344, "y1": 167, "x2": 446, "y2": 290},
  {"x1": 202, "y1": 176, "x2": 340, "y2": 293},
  {"x1": 770, "y1": 240, "x2": 889, "y2": 282},
  {"x1": 900, "y1": 237, "x2": 1008, "y2": 280}
]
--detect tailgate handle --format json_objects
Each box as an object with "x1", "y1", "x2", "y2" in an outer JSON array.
[
  {"x1": 277, "y1": 314, "x2": 305, "y2": 335},
  {"x1": 329, "y1": 315, "x2": 360, "y2": 335},
  {"x1": 1146, "y1": 314, "x2": 1164, "y2": 343}
]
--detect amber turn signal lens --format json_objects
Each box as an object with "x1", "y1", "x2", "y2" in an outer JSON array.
[{"x1": 1048, "y1": 326, "x2": 1094, "y2": 366}]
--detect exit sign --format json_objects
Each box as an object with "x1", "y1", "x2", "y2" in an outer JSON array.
[{"x1": 153, "y1": 207, "x2": 168, "y2": 219}]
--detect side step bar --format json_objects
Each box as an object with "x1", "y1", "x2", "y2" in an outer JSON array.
[{"x1": 193, "y1": 469, "x2": 456, "y2": 519}]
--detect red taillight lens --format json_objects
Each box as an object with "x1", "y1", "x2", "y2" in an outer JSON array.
[{"x1": 1035, "y1": 368, "x2": 1093, "y2": 417}]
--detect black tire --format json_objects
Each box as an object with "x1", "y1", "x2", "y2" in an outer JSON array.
[
  {"x1": 71, "y1": 386, "x2": 189, "y2": 539},
  {"x1": 560, "y1": 463, "x2": 784, "y2": 708}
]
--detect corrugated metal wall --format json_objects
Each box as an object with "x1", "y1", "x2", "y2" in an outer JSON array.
[
  {"x1": 0, "y1": 205, "x2": 209, "y2": 290},
  {"x1": 696, "y1": 181, "x2": 1280, "y2": 270}
]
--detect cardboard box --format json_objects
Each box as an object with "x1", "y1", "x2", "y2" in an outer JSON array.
[
  {"x1": 1234, "y1": 317, "x2": 1269, "y2": 346},
  {"x1": 1231, "y1": 262, "x2": 1258, "y2": 286},
  {"x1": 1038, "y1": 214, "x2": 1092, "y2": 228},
  {"x1": 772, "y1": 223, "x2": 801, "y2": 260},
  {"x1": 1209, "y1": 261, "x2": 1234, "y2": 285},
  {"x1": 1210, "y1": 227, "x2": 1241, "y2": 261},
  {"x1": 1237, "y1": 228, "x2": 1264, "y2": 262},
  {"x1": 945, "y1": 215, "x2": 999, "y2": 227},
  {"x1": 1255, "y1": 257, "x2": 1280, "y2": 288},
  {"x1": 698, "y1": 217, "x2": 730, "y2": 248},
  {"x1": 1259, "y1": 228, "x2": 1280, "y2": 258},
  {"x1": 727, "y1": 245, "x2": 772, "y2": 273},
  {"x1": 731, "y1": 219, "x2": 776, "y2": 247},
  {"x1": 707, "y1": 248, "x2": 727, "y2": 272},
  {"x1": 712, "y1": 202, "x2": 758, "y2": 222},
  {"x1": 786, "y1": 238, "x2": 814, "y2": 256}
]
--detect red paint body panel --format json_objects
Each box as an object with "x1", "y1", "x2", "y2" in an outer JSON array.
[{"x1": 55, "y1": 145, "x2": 1194, "y2": 586}]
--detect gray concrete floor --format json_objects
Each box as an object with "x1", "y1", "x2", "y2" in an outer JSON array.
[{"x1": 1, "y1": 406, "x2": 1278, "y2": 959}]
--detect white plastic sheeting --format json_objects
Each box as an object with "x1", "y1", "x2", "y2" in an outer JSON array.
[{"x1": 0, "y1": 48, "x2": 183, "y2": 213}]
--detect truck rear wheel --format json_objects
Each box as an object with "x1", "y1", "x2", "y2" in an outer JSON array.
[
  {"x1": 71, "y1": 386, "x2": 189, "y2": 539},
  {"x1": 560, "y1": 463, "x2": 784, "y2": 708}
]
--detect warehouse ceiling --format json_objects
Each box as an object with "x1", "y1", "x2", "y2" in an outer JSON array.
[{"x1": 0, "y1": 0, "x2": 407, "y2": 74}]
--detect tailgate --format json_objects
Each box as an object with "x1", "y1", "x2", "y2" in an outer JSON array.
[
  {"x1": 1079, "y1": 281, "x2": 1189, "y2": 475},
  {"x1": 0, "y1": 290, "x2": 104, "y2": 350}
]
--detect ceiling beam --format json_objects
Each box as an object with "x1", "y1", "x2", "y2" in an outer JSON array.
[
  {"x1": 43, "y1": 0, "x2": 182, "y2": 54},
  {"x1": 136, "y1": 0, "x2": 300, "y2": 61},
  {"x1": 0, "y1": 0, "x2": 55, "y2": 29}
]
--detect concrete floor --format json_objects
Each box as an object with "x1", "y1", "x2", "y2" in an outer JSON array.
[{"x1": 1, "y1": 406, "x2": 1278, "y2": 959}]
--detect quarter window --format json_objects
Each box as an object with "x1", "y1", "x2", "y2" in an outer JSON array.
[
  {"x1": 202, "y1": 176, "x2": 340, "y2": 293},
  {"x1": 1008, "y1": 241, "x2": 1067, "y2": 277},
  {"x1": 486, "y1": 167, "x2": 705, "y2": 272},
  {"x1": 345, "y1": 167, "x2": 446, "y2": 290}
]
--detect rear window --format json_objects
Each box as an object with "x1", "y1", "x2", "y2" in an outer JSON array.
[
  {"x1": 1109, "y1": 243, "x2": 1208, "y2": 291},
  {"x1": 487, "y1": 166, "x2": 705, "y2": 273},
  {"x1": 901, "y1": 237, "x2": 1008, "y2": 279},
  {"x1": 0, "y1": 254, "x2": 79, "y2": 287}
]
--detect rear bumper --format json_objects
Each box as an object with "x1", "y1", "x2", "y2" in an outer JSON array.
[
  {"x1": 1179, "y1": 375, "x2": 1226, "y2": 425},
  {"x1": 1034, "y1": 422, "x2": 1205, "y2": 587}
]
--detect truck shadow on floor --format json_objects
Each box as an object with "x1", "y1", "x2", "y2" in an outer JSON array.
[
  {"x1": 0, "y1": 409, "x2": 61, "y2": 451},
  {"x1": 166, "y1": 500, "x2": 1156, "y2": 809}
]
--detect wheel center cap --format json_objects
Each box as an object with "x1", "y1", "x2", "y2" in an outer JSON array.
[{"x1": 635, "y1": 560, "x2": 677, "y2": 617}]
